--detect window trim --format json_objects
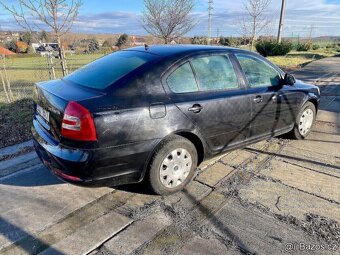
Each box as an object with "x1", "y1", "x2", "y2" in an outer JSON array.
[
  {"x1": 166, "y1": 61, "x2": 199, "y2": 94},
  {"x1": 164, "y1": 52, "x2": 242, "y2": 95},
  {"x1": 235, "y1": 53, "x2": 283, "y2": 89}
]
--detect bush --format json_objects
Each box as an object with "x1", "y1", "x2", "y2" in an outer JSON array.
[
  {"x1": 255, "y1": 40, "x2": 293, "y2": 57},
  {"x1": 5, "y1": 40, "x2": 17, "y2": 52},
  {"x1": 326, "y1": 43, "x2": 336, "y2": 49},
  {"x1": 116, "y1": 34, "x2": 130, "y2": 48},
  {"x1": 101, "y1": 47, "x2": 113, "y2": 54},
  {"x1": 219, "y1": 37, "x2": 238, "y2": 47},
  {"x1": 102, "y1": 40, "x2": 112, "y2": 48},
  {"x1": 191, "y1": 36, "x2": 208, "y2": 45},
  {"x1": 312, "y1": 44, "x2": 320, "y2": 50},
  {"x1": 26, "y1": 46, "x2": 35, "y2": 54},
  {"x1": 296, "y1": 43, "x2": 312, "y2": 51},
  {"x1": 87, "y1": 38, "x2": 100, "y2": 53}
]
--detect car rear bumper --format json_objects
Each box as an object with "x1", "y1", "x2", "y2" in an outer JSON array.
[{"x1": 32, "y1": 119, "x2": 159, "y2": 187}]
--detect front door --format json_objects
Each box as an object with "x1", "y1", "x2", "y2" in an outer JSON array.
[
  {"x1": 235, "y1": 53, "x2": 297, "y2": 138},
  {"x1": 164, "y1": 54, "x2": 252, "y2": 153}
]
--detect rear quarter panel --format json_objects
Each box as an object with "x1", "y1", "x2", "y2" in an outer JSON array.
[{"x1": 81, "y1": 64, "x2": 198, "y2": 149}]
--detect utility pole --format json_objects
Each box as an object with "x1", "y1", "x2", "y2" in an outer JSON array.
[
  {"x1": 277, "y1": 0, "x2": 287, "y2": 43},
  {"x1": 208, "y1": 0, "x2": 213, "y2": 40}
]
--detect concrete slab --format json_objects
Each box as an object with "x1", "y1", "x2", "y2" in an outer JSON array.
[
  {"x1": 0, "y1": 140, "x2": 33, "y2": 158},
  {"x1": 175, "y1": 236, "x2": 241, "y2": 255},
  {"x1": 254, "y1": 143, "x2": 340, "y2": 178},
  {"x1": 317, "y1": 110, "x2": 340, "y2": 125},
  {"x1": 199, "y1": 153, "x2": 228, "y2": 171},
  {"x1": 0, "y1": 152, "x2": 37, "y2": 171},
  {"x1": 238, "y1": 179, "x2": 340, "y2": 223},
  {"x1": 262, "y1": 160, "x2": 340, "y2": 202},
  {"x1": 0, "y1": 165, "x2": 111, "y2": 250},
  {"x1": 221, "y1": 150, "x2": 255, "y2": 168},
  {"x1": 134, "y1": 191, "x2": 228, "y2": 255},
  {"x1": 134, "y1": 224, "x2": 195, "y2": 255},
  {"x1": 210, "y1": 201, "x2": 330, "y2": 255},
  {"x1": 196, "y1": 163, "x2": 234, "y2": 187},
  {"x1": 313, "y1": 121, "x2": 340, "y2": 135},
  {"x1": 0, "y1": 152, "x2": 40, "y2": 178},
  {"x1": 0, "y1": 190, "x2": 134, "y2": 255},
  {"x1": 41, "y1": 211, "x2": 132, "y2": 255},
  {"x1": 104, "y1": 211, "x2": 172, "y2": 255},
  {"x1": 115, "y1": 193, "x2": 159, "y2": 217},
  {"x1": 165, "y1": 180, "x2": 212, "y2": 210}
]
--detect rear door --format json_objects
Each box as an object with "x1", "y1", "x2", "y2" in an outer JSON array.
[
  {"x1": 235, "y1": 54, "x2": 297, "y2": 138},
  {"x1": 163, "y1": 53, "x2": 252, "y2": 153}
]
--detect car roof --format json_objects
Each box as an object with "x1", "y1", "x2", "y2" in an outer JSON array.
[{"x1": 123, "y1": 44, "x2": 248, "y2": 57}]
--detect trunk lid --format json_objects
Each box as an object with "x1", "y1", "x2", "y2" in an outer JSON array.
[{"x1": 33, "y1": 79, "x2": 104, "y2": 143}]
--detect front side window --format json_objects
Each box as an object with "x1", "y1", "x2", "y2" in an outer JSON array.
[
  {"x1": 64, "y1": 50, "x2": 157, "y2": 89},
  {"x1": 236, "y1": 54, "x2": 281, "y2": 88},
  {"x1": 167, "y1": 63, "x2": 199, "y2": 93},
  {"x1": 191, "y1": 55, "x2": 239, "y2": 91}
]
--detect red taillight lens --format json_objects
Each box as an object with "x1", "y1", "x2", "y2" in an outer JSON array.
[{"x1": 61, "y1": 101, "x2": 97, "y2": 141}]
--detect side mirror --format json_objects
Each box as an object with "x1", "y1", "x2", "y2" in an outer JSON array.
[{"x1": 284, "y1": 73, "x2": 296, "y2": 86}]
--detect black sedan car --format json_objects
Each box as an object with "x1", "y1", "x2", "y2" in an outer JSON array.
[{"x1": 32, "y1": 45, "x2": 320, "y2": 195}]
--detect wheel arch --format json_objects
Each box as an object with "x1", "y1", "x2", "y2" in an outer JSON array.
[
  {"x1": 140, "y1": 131, "x2": 206, "y2": 182},
  {"x1": 173, "y1": 131, "x2": 205, "y2": 165},
  {"x1": 307, "y1": 97, "x2": 319, "y2": 113}
]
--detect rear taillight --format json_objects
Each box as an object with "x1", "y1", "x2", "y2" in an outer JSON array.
[{"x1": 61, "y1": 101, "x2": 97, "y2": 141}]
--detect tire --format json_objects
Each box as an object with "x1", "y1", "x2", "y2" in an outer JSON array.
[
  {"x1": 148, "y1": 135, "x2": 198, "y2": 196},
  {"x1": 290, "y1": 101, "x2": 316, "y2": 140}
]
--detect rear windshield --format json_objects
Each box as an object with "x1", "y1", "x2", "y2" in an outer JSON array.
[{"x1": 64, "y1": 51, "x2": 157, "y2": 89}]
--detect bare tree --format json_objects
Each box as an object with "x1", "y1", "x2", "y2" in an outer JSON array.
[
  {"x1": 0, "y1": 56, "x2": 14, "y2": 103},
  {"x1": 142, "y1": 0, "x2": 197, "y2": 44},
  {"x1": 240, "y1": 0, "x2": 271, "y2": 51},
  {"x1": 0, "y1": 0, "x2": 83, "y2": 76}
]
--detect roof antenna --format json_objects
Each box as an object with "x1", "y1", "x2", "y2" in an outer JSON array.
[{"x1": 144, "y1": 44, "x2": 149, "y2": 51}]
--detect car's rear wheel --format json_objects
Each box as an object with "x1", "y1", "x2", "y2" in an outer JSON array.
[
  {"x1": 291, "y1": 102, "x2": 316, "y2": 140},
  {"x1": 148, "y1": 135, "x2": 197, "y2": 195}
]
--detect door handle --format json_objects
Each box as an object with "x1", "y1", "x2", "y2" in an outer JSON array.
[
  {"x1": 188, "y1": 104, "x2": 203, "y2": 113},
  {"x1": 253, "y1": 96, "x2": 263, "y2": 104},
  {"x1": 272, "y1": 94, "x2": 282, "y2": 103}
]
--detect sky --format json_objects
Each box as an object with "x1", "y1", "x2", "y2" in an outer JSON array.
[{"x1": 0, "y1": 0, "x2": 339, "y2": 37}]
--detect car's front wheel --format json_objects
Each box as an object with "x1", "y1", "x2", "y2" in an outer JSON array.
[
  {"x1": 291, "y1": 101, "x2": 316, "y2": 140},
  {"x1": 148, "y1": 135, "x2": 198, "y2": 196}
]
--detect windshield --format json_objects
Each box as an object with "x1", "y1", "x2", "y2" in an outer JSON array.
[{"x1": 64, "y1": 50, "x2": 157, "y2": 89}]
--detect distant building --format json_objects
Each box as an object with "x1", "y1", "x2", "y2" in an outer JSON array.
[
  {"x1": 0, "y1": 46, "x2": 15, "y2": 56},
  {"x1": 132, "y1": 36, "x2": 147, "y2": 46}
]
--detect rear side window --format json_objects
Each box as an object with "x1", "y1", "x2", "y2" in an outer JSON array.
[
  {"x1": 64, "y1": 51, "x2": 157, "y2": 89},
  {"x1": 191, "y1": 55, "x2": 239, "y2": 91},
  {"x1": 236, "y1": 54, "x2": 281, "y2": 87},
  {"x1": 167, "y1": 63, "x2": 199, "y2": 93}
]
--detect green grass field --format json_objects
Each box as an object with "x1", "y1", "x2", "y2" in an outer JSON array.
[
  {"x1": 268, "y1": 48, "x2": 339, "y2": 72},
  {"x1": 0, "y1": 53, "x2": 105, "y2": 103},
  {"x1": 0, "y1": 53, "x2": 104, "y2": 148}
]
